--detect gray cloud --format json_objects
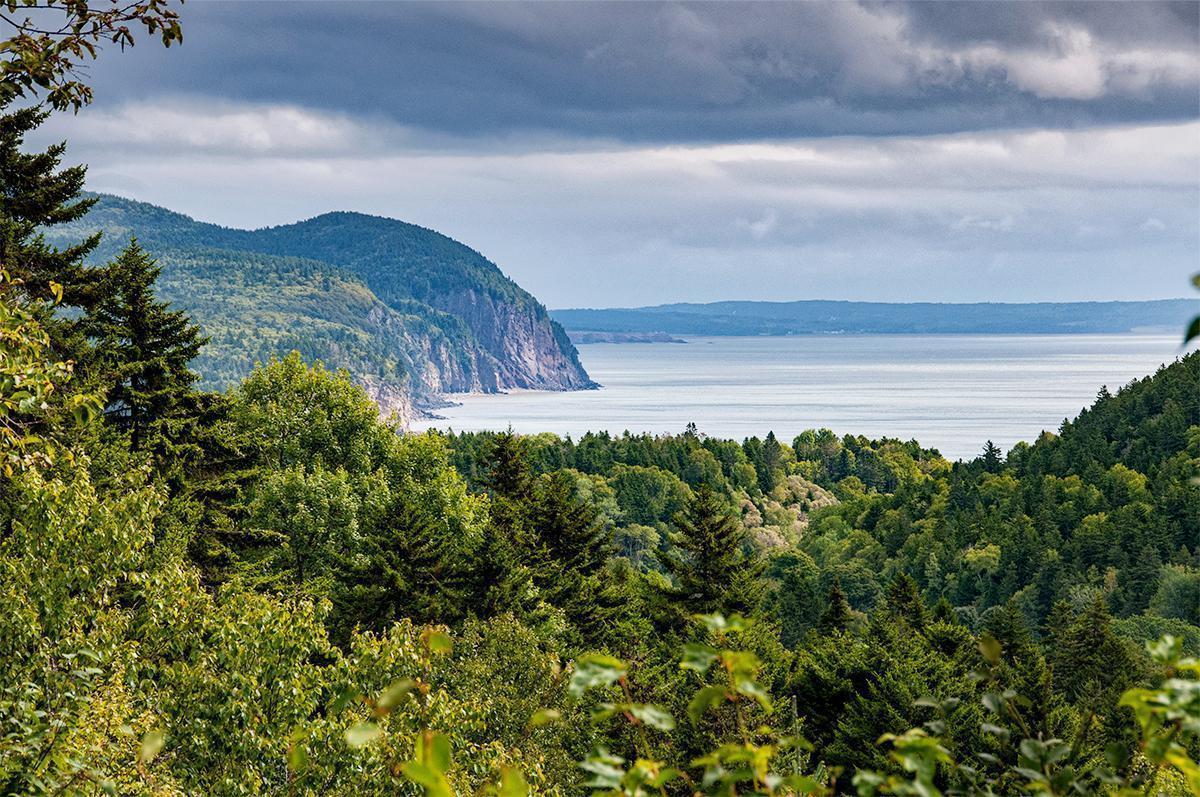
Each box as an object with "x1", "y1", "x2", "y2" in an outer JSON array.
[{"x1": 80, "y1": 1, "x2": 1199, "y2": 141}]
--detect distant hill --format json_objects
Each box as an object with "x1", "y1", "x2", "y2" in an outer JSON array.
[
  {"x1": 553, "y1": 299, "x2": 1197, "y2": 337},
  {"x1": 47, "y1": 195, "x2": 594, "y2": 421}
]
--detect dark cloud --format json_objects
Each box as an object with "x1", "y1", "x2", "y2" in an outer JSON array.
[{"x1": 83, "y1": 1, "x2": 1198, "y2": 142}]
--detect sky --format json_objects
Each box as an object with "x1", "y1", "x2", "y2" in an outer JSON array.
[{"x1": 34, "y1": 0, "x2": 1200, "y2": 308}]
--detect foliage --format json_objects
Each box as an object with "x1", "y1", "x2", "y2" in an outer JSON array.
[{"x1": 0, "y1": 0, "x2": 182, "y2": 110}]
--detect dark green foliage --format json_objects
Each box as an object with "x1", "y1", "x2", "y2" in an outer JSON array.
[
  {"x1": 657, "y1": 484, "x2": 764, "y2": 623},
  {"x1": 80, "y1": 239, "x2": 205, "y2": 452},
  {"x1": 0, "y1": 103, "x2": 100, "y2": 312},
  {"x1": 819, "y1": 577, "x2": 854, "y2": 633}
]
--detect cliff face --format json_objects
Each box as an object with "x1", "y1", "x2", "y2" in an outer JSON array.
[
  {"x1": 48, "y1": 195, "x2": 595, "y2": 418},
  {"x1": 432, "y1": 289, "x2": 594, "y2": 391}
]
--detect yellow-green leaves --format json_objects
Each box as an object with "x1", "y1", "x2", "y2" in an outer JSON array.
[
  {"x1": 401, "y1": 731, "x2": 454, "y2": 797},
  {"x1": 530, "y1": 708, "x2": 562, "y2": 727},
  {"x1": 138, "y1": 729, "x2": 166, "y2": 764},
  {"x1": 343, "y1": 721, "x2": 382, "y2": 749}
]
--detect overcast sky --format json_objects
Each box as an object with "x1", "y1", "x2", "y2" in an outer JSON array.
[{"x1": 35, "y1": 1, "x2": 1200, "y2": 307}]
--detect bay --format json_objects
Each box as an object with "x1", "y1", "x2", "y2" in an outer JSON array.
[{"x1": 413, "y1": 334, "x2": 1194, "y2": 460}]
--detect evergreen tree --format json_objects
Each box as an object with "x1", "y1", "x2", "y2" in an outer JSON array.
[
  {"x1": 658, "y1": 483, "x2": 762, "y2": 621},
  {"x1": 0, "y1": 102, "x2": 104, "y2": 361},
  {"x1": 533, "y1": 470, "x2": 610, "y2": 578},
  {"x1": 885, "y1": 572, "x2": 928, "y2": 630},
  {"x1": 981, "y1": 439, "x2": 1003, "y2": 472},
  {"x1": 755, "y1": 431, "x2": 783, "y2": 494},
  {"x1": 818, "y1": 577, "x2": 854, "y2": 632},
  {"x1": 1050, "y1": 593, "x2": 1140, "y2": 703},
  {"x1": 333, "y1": 500, "x2": 468, "y2": 639},
  {"x1": 81, "y1": 239, "x2": 205, "y2": 452}
]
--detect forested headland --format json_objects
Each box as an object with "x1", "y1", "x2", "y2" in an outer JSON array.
[{"x1": 1, "y1": 4, "x2": 1198, "y2": 794}]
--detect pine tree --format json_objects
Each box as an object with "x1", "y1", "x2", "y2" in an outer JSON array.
[
  {"x1": 885, "y1": 572, "x2": 929, "y2": 630},
  {"x1": 0, "y1": 103, "x2": 102, "y2": 311},
  {"x1": 982, "y1": 439, "x2": 1003, "y2": 472},
  {"x1": 658, "y1": 483, "x2": 763, "y2": 621},
  {"x1": 819, "y1": 577, "x2": 853, "y2": 632},
  {"x1": 80, "y1": 239, "x2": 205, "y2": 452},
  {"x1": 533, "y1": 471, "x2": 610, "y2": 577},
  {"x1": 334, "y1": 500, "x2": 468, "y2": 639}
]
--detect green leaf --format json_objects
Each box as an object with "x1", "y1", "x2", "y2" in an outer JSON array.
[
  {"x1": 330, "y1": 685, "x2": 359, "y2": 714},
  {"x1": 401, "y1": 761, "x2": 454, "y2": 797},
  {"x1": 530, "y1": 708, "x2": 561, "y2": 727},
  {"x1": 287, "y1": 740, "x2": 309, "y2": 772},
  {"x1": 138, "y1": 729, "x2": 166, "y2": 763},
  {"x1": 569, "y1": 653, "x2": 627, "y2": 697},
  {"x1": 697, "y1": 613, "x2": 747, "y2": 634},
  {"x1": 680, "y1": 643, "x2": 718, "y2": 673},
  {"x1": 424, "y1": 630, "x2": 453, "y2": 656},
  {"x1": 344, "y1": 721, "x2": 382, "y2": 748},
  {"x1": 498, "y1": 766, "x2": 529, "y2": 797},
  {"x1": 629, "y1": 703, "x2": 676, "y2": 731},
  {"x1": 580, "y1": 750, "x2": 625, "y2": 790},
  {"x1": 415, "y1": 730, "x2": 452, "y2": 774},
  {"x1": 734, "y1": 676, "x2": 773, "y2": 712},
  {"x1": 978, "y1": 633, "x2": 1002, "y2": 665},
  {"x1": 688, "y1": 684, "x2": 728, "y2": 723},
  {"x1": 377, "y1": 678, "x2": 417, "y2": 711}
]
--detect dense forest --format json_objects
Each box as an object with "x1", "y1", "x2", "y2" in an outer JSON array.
[{"x1": 1, "y1": 6, "x2": 1198, "y2": 795}]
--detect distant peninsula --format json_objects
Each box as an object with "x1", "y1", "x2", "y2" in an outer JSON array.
[
  {"x1": 552, "y1": 299, "x2": 1197, "y2": 337},
  {"x1": 568, "y1": 330, "x2": 686, "y2": 344}
]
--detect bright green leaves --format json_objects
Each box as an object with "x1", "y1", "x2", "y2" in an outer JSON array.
[
  {"x1": 687, "y1": 685, "x2": 728, "y2": 724},
  {"x1": 138, "y1": 729, "x2": 166, "y2": 764},
  {"x1": 1118, "y1": 635, "x2": 1200, "y2": 793},
  {"x1": 580, "y1": 749, "x2": 682, "y2": 797},
  {"x1": 855, "y1": 729, "x2": 952, "y2": 797},
  {"x1": 569, "y1": 653, "x2": 628, "y2": 697},
  {"x1": 679, "y1": 618, "x2": 774, "y2": 720},
  {"x1": 627, "y1": 704, "x2": 676, "y2": 732},
  {"x1": 569, "y1": 652, "x2": 676, "y2": 734},
  {"x1": 401, "y1": 731, "x2": 455, "y2": 797}
]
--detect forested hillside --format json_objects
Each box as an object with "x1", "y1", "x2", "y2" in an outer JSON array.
[{"x1": 43, "y1": 194, "x2": 593, "y2": 420}]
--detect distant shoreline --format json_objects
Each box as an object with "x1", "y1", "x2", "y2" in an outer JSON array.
[{"x1": 552, "y1": 298, "x2": 1196, "y2": 338}]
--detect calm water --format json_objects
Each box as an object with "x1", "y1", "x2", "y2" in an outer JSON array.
[{"x1": 413, "y1": 334, "x2": 1195, "y2": 460}]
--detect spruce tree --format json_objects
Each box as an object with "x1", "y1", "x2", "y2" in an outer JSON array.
[
  {"x1": 659, "y1": 484, "x2": 762, "y2": 621},
  {"x1": 885, "y1": 572, "x2": 928, "y2": 630},
  {"x1": 81, "y1": 238, "x2": 205, "y2": 452},
  {"x1": 530, "y1": 471, "x2": 622, "y2": 643},
  {"x1": 0, "y1": 103, "x2": 102, "y2": 311},
  {"x1": 819, "y1": 577, "x2": 853, "y2": 632},
  {"x1": 533, "y1": 470, "x2": 610, "y2": 578},
  {"x1": 334, "y1": 500, "x2": 468, "y2": 638},
  {"x1": 981, "y1": 440, "x2": 1003, "y2": 472}
]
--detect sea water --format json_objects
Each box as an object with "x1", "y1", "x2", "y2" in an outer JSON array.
[{"x1": 413, "y1": 334, "x2": 1193, "y2": 461}]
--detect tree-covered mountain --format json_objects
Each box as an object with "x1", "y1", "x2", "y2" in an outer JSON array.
[
  {"x1": 554, "y1": 298, "x2": 1197, "y2": 337},
  {"x1": 44, "y1": 194, "x2": 594, "y2": 421}
]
